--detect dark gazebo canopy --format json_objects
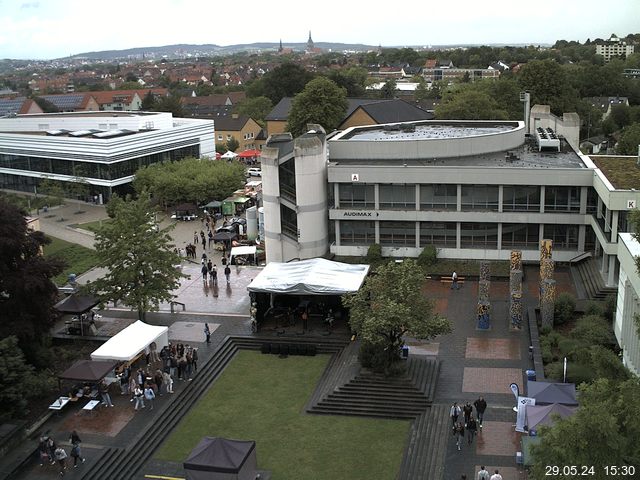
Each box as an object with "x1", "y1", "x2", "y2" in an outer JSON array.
[
  {"x1": 203, "y1": 200, "x2": 222, "y2": 209},
  {"x1": 213, "y1": 231, "x2": 238, "y2": 242},
  {"x1": 58, "y1": 359, "x2": 118, "y2": 383},
  {"x1": 54, "y1": 294, "x2": 99, "y2": 314},
  {"x1": 173, "y1": 202, "x2": 198, "y2": 212}
]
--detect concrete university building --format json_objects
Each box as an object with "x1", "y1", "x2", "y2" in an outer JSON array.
[{"x1": 0, "y1": 111, "x2": 215, "y2": 201}]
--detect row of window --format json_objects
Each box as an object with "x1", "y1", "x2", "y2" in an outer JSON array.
[
  {"x1": 337, "y1": 184, "x2": 586, "y2": 212},
  {"x1": 338, "y1": 221, "x2": 580, "y2": 250}
]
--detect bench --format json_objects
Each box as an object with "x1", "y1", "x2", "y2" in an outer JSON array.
[
  {"x1": 82, "y1": 400, "x2": 100, "y2": 414},
  {"x1": 440, "y1": 276, "x2": 466, "y2": 284},
  {"x1": 48, "y1": 397, "x2": 70, "y2": 412}
]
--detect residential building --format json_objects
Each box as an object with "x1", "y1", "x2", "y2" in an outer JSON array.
[
  {"x1": 38, "y1": 93, "x2": 100, "y2": 112},
  {"x1": 0, "y1": 111, "x2": 215, "y2": 201},
  {"x1": 584, "y1": 96, "x2": 630, "y2": 119},
  {"x1": 595, "y1": 35, "x2": 635, "y2": 62},
  {"x1": 87, "y1": 88, "x2": 169, "y2": 111},
  {"x1": 0, "y1": 97, "x2": 43, "y2": 116},
  {"x1": 214, "y1": 114, "x2": 262, "y2": 152}
]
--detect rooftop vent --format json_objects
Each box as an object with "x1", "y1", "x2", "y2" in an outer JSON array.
[{"x1": 535, "y1": 127, "x2": 560, "y2": 152}]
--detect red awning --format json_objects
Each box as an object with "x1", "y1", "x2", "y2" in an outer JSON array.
[{"x1": 237, "y1": 149, "x2": 261, "y2": 158}]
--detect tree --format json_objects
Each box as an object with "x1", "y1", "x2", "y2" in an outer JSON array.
[
  {"x1": 286, "y1": 77, "x2": 348, "y2": 137},
  {"x1": 617, "y1": 123, "x2": 640, "y2": 155},
  {"x1": 236, "y1": 96, "x2": 273, "y2": 126},
  {"x1": 152, "y1": 94, "x2": 184, "y2": 117},
  {"x1": 530, "y1": 377, "x2": 640, "y2": 478},
  {"x1": 245, "y1": 63, "x2": 314, "y2": 104},
  {"x1": 38, "y1": 176, "x2": 65, "y2": 206},
  {"x1": 0, "y1": 199, "x2": 64, "y2": 366},
  {"x1": 32, "y1": 96, "x2": 59, "y2": 113},
  {"x1": 90, "y1": 194, "x2": 184, "y2": 321},
  {"x1": 517, "y1": 59, "x2": 579, "y2": 115},
  {"x1": 327, "y1": 66, "x2": 369, "y2": 97},
  {"x1": 379, "y1": 79, "x2": 397, "y2": 99},
  {"x1": 68, "y1": 165, "x2": 90, "y2": 203},
  {"x1": 225, "y1": 136, "x2": 240, "y2": 153},
  {"x1": 414, "y1": 79, "x2": 430, "y2": 104},
  {"x1": 435, "y1": 89, "x2": 508, "y2": 120},
  {"x1": 140, "y1": 90, "x2": 157, "y2": 110},
  {"x1": 342, "y1": 260, "x2": 452, "y2": 373}
]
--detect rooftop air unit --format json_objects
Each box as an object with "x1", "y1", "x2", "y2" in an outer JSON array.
[{"x1": 535, "y1": 127, "x2": 560, "y2": 152}]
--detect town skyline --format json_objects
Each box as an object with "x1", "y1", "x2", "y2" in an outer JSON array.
[{"x1": 0, "y1": 0, "x2": 638, "y2": 60}]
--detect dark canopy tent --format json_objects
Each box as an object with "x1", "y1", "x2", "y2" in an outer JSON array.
[
  {"x1": 54, "y1": 294, "x2": 99, "y2": 314},
  {"x1": 184, "y1": 437, "x2": 257, "y2": 480},
  {"x1": 213, "y1": 231, "x2": 238, "y2": 242},
  {"x1": 203, "y1": 200, "x2": 222, "y2": 209},
  {"x1": 57, "y1": 359, "x2": 118, "y2": 390},
  {"x1": 525, "y1": 403, "x2": 577, "y2": 431},
  {"x1": 527, "y1": 381, "x2": 578, "y2": 405}
]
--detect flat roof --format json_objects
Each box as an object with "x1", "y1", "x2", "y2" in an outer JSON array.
[
  {"x1": 18, "y1": 111, "x2": 157, "y2": 118},
  {"x1": 591, "y1": 155, "x2": 640, "y2": 189},
  {"x1": 342, "y1": 122, "x2": 517, "y2": 141}
]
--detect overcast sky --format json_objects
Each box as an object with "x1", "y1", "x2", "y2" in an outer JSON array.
[{"x1": 0, "y1": 0, "x2": 638, "y2": 60}]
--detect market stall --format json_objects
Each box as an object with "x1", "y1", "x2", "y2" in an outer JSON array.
[{"x1": 90, "y1": 320, "x2": 168, "y2": 362}]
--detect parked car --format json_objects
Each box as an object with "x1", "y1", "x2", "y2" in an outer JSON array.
[{"x1": 247, "y1": 168, "x2": 261, "y2": 177}]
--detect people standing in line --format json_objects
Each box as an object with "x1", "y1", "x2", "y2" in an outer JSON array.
[
  {"x1": 133, "y1": 386, "x2": 145, "y2": 410},
  {"x1": 453, "y1": 421, "x2": 465, "y2": 451},
  {"x1": 463, "y1": 401, "x2": 473, "y2": 426},
  {"x1": 490, "y1": 470, "x2": 503, "y2": 480},
  {"x1": 54, "y1": 445, "x2": 67, "y2": 476},
  {"x1": 474, "y1": 396, "x2": 487, "y2": 428},
  {"x1": 477, "y1": 466, "x2": 490, "y2": 480},
  {"x1": 163, "y1": 370, "x2": 174, "y2": 394},
  {"x1": 69, "y1": 431, "x2": 85, "y2": 468},
  {"x1": 451, "y1": 271, "x2": 459, "y2": 290},
  {"x1": 98, "y1": 379, "x2": 114, "y2": 407},
  {"x1": 450, "y1": 402, "x2": 462, "y2": 426},
  {"x1": 144, "y1": 384, "x2": 156, "y2": 410},
  {"x1": 467, "y1": 415, "x2": 478, "y2": 444},
  {"x1": 224, "y1": 265, "x2": 231, "y2": 284},
  {"x1": 204, "y1": 323, "x2": 211, "y2": 344}
]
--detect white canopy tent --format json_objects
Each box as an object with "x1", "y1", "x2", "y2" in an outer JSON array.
[
  {"x1": 221, "y1": 151, "x2": 238, "y2": 159},
  {"x1": 247, "y1": 258, "x2": 370, "y2": 295},
  {"x1": 230, "y1": 245, "x2": 257, "y2": 264},
  {"x1": 91, "y1": 320, "x2": 169, "y2": 362}
]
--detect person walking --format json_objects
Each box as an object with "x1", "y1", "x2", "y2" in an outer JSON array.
[
  {"x1": 193, "y1": 231, "x2": 198, "y2": 245},
  {"x1": 201, "y1": 263, "x2": 208, "y2": 283},
  {"x1": 453, "y1": 421, "x2": 465, "y2": 451},
  {"x1": 467, "y1": 415, "x2": 478, "y2": 445},
  {"x1": 38, "y1": 434, "x2": 50, "y2": 466},
  {"x1": 451, "y1": 270, "x2": 459, "y2": 290},
  {"x1": 46, "y1": 436, "x2": 57, "y2": 465},
  {"x1": 163, "y1": 370, "x2": 174, "y2": 394},
  {"x1": 208, "y1": 230, "x2": 214, "y2": 249},
  {"x1": 98, "y1": 379, "x2": 114, "y2": 407},
  {"x1": 462, "y1": 401, "x2": 473, "y2": 426},
  {"x1": 209, "y1": 265, "x2": 217, "y2": 286},
  {"x1": 474, "y1": 396, "x2": 487, "y2": 428},
  {"x1": 224, "y1": 265, "x2": 231, "y2": 284},
  {"x1": 490, "y1": 470, "x2": 503, "y2": 480},
  {"x1": 144, "y1": 384, "x2": 156, "y2": 410},
  {"x1": 69, "y1": 431, "x2": 85, "y2": 468},
  {"x1": 477, "y1": 466, "x2": 490, "y2": 480},
  {"x1": 54, "y1": 445, "x2": 68, "y2": 476},
  {"x1": 450, "y1": 402, "x2": 461, "y2": 426},
  {"x1": 133, "y1": 386, "x2": 145, "y2": 410},
  {"x1": 204, "y1": 323, "x2": 211, "y2": 344}
]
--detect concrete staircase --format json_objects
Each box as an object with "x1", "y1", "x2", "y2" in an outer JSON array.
[
  {"x1": 573, "y1": 258, "x2": 617, "y2": 300},
  {"x1": 397, "y1": 404, "x2": 450, "y2": 480}
]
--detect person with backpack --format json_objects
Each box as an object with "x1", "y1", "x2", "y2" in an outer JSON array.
[
  {"x1": 453, "y1": 421, "x2": 465, "y2": 451},
  {"x1": 69, "y1": 430, "x2": 85, "y2": 468},
  {"x1": 474, "y1": 396, "x2": 488, "y2": 428},
  {"x1": 54, "y1": 445, "x2": 68, "y2": 475},
  {"x1": 144, "y1": 383, "x2": 156, "y2": 410},
  {"x1": 477, "y1": 466, "x2": 490, "y2": 480},
  {"x1": 133, "y1": 386, "x2": 145, "y2": 410},
  {"x1": 462, "y1": 401, "x2": 473, "y2": 426},
  {"x1": 224, "y1": 264, "x2": 231, "y2": 284},
  {"x1": 467, "y1": 414, "x2": 478, "y2": 444},
  {"x1": 450, "y1": 402, "x2": 461, "y2": 426}
]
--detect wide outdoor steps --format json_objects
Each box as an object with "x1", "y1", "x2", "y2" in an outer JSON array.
[
  {"x1": 308, "y1": 356, "x2": 440, "y2": 419},
  {"x1": 573, "y1": 258, "x2": 617, "y2": 300},
  {"x1": 398, "y1": 404, "x2": 450, "y2": 480},
  {"x1": 77, "y1": 335, "x2": 348, "y2": 480}
]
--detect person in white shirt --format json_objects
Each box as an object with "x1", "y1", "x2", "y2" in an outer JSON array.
[
  {"x1": 490, "y1": 469, "x2": 503, "y2": 480},
  {"x1": 477, "y1": 466, "x2": 490, "y2": 480}
]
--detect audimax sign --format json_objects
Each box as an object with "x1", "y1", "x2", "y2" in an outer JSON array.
[{"x1": 342, "y1": 211, "x2": 379, "y2": 217}]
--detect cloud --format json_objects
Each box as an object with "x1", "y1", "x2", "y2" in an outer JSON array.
[{"x1": 20, "y1": 2, "x2": 40, "y2": 8}]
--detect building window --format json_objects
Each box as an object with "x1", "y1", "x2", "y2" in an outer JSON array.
[
  {"x1": 460, "y1": 222, "x2": 498, "y2": 248},
  {"x1": 226, "y1": 135, "x2": 231, "y2": 141},
  {"x1": 278, "y1": 158, "x2": 296, "y2": 203},
  {"x1": 461, "y1": 185, "x2": 499, "y2": 211},
  {"x1": 380, "y1": 221, "x2": 415, "y2": 247},
  {"x1": 544, "y1": 186, "x2": 580, "y2": 212},
  {"x1": 502, "y1": 186, "x2": 540, "y2": 211},
  {"x1": 338, "y1": 184, "x2": 374, "y2": 209},
  {"x1": 420, "y1": 222, "x2": 456, "y2": 247},
  {"x1": 379, "y1": 184, "x2": 415, "y2": 210},
  {"x1": 543, "y1": 224, "x2": 579, "y2": 250},
  {"x1": 420, "y1": 184, "x2": 456, "y2": 210},
  {"x1": 340, "y1": 220, "x2": 375, "y2": 245},
  {"x1": 587, "y1": 187, "x2": 598, "y2": 214},
  {"x1": 502, "y1": 223, "x2": 539, "y2": 248},
  {"x1": 280, "y1": 205, "x2": 298, "y2": 239},
  {"x1": 217, "y1": 135, "x2": 223, "y2": 141}
]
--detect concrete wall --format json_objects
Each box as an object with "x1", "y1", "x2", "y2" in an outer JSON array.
[
  {"x1": 260, "y1": 145, "x2": 284, "y2": 263},
  {"x1": 530, "y1": 105, "x2": 580, "y2": 151},
  {"x1": 616, "y1": 233, "x2": 640, "y2": 377}
]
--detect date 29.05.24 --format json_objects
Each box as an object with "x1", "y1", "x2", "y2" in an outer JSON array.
[{"x1": 545, "y1": 465, "x2": 636, "y2": 476}]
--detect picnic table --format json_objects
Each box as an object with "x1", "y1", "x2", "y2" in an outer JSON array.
[
  {"x1": 82, "y1": 400, "x2": 101, "y2": 414},
  {"x1": 48, "y1": 397, "x2": 70, "y2": 411}
]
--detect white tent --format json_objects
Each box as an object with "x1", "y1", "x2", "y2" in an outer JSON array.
[
  {"x1": 247, "y1": 258, "x2": 369, "y2": 295},
  {"x1": 221, "y1": 151, "x2": 238, "y2": 159},
  {"x1": 91, "y1": 320, "x2": 169, "y2": 362},
  {"x1": 230, "y1": 245, "x2": 257, "y2": 264}
]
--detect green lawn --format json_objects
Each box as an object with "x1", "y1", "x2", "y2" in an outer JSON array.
[
  {"x1": 156, "y1": 350, "x2": 410, "y2": 480},
  {"x1": 75, "y1": 218, "x2": 111, "y2": 233},
  {"x1": 43, "y1": 235, "x2": 99, "y2": 285}
]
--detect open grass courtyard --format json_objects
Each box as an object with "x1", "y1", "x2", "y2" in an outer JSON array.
[
  {"x1": 156, "y1": 350, "x2": 410, "y2": 480},
  {"x1": 43, "y1": 235, "x2": 99, "y2": 285}
]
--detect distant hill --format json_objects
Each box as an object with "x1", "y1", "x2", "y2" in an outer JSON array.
[{"x1": 61, "y1": 42, "x2": 380, "y2": 60}]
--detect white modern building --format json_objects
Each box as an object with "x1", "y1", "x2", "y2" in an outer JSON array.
[
  {"x1": 0, "y1": 111, "x2": 215, "y2": 200},
  {"x1": 615, "y1": 233, "x2": 640, "y2": 376},
  {"x1": 595, "y1": 35, "x2": 635, "y2": 62}
]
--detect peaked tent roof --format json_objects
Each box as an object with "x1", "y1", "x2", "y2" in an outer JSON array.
[
  {"x1": 525, "y1": 403, "x2": 577, "y2": 430},
  {"x1": 184, "y1": 437, "x2": 256, "y2": 473},
  {"x1": 58, "y1": 359, "x2": 118, "y2": 382},
  {"x1": 54, "y1": 294, "x2": 99, "y2": 314},
  {"x1": 527, "y1": 381, "x2": 578, "y2": 405},
  {"x1": 247, "y1": 258, "x2": 370, "y2": 295},
  {"x1": 90, "y1": 320, "x2": 169, "y2": 362}
]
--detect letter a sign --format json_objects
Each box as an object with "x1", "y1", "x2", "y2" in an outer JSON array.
[{"x1": 351, "y1": 173, "x2": 359, "y2": 182}]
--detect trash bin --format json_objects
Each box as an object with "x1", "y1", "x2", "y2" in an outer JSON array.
[
  {"x1": 68, "y1": 273, "x2": 77, "y2": 284},
  {"x1": 401, "y1": 345, "x2": 409, "y2": 359},
  {"x1": 526, "y1": 369, "x2": 536, "y2": 382}
]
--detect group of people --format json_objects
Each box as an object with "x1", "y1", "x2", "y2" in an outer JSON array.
[
  {"x1": 199, "y1": 256, "x2": 232, "y2": 286},
  {"x1": 460, "y1": 467, "x2": 503, "y2": 480},
  {"x1": 450, "y1": 396, "x2": 487, "y2": 451},
  {"x1": 38, "y1": 431, "x2": 85, "y2": 476}
]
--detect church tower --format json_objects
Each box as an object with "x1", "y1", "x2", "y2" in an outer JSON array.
[
  {"x1": 306, "y1": 31, "x2": 314, "y2": 51},
  {"x1": 278, "y1": 39, "x2": 283, "y2": 53}
]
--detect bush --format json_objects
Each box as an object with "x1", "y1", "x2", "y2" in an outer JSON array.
[
  {"x1": 554, "y1": 292, "x2": 576, "y2": 326},
  {"x1": 587, "y1": 345, "x2": 630, "y2": 382},
  {"x1": 545, "y1": 361, "x2": 596, "y2": 384},
  {"x1": 358, "y1": 341, "x2": 406, "y2": 376},
  {"x1": 366, "y1": 243, "x2": 382, "y2": 263},
  {"x1": 540, "y1": 331, "x2": 563, "y2": 363},
  {"x1": 571, "y1": 314, "x2": 616, "y2": 346},
  {"x1": 584, "y1": 301, "x2": 605, "y2": 317},
  {"x1": 557, "y1": 337, "x2": 583, "y2": 357},
  {"x1": 604, "y1": 294, "x2": 617, "y2": 322},
  {"x1": 417, "y1": 245, "x2": 438, "y2": 268}
]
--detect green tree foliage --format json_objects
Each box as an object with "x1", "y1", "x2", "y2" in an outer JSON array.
[
  {"x1": 152, "y1": 94, "x2": 184, "y2": 117},
  {"x1": 343, "y1": 260, "x2": 452, "y2": 373},
  {"x1": 133, "y1": 157, "x2": 245, "y2": 207},
  {"x1": 379, "y1": 79, "x2": 397, "y2": 99},
  {"x1": 225, "y1": 136, "x2": 240, "y2": 153},
  {"x1": 32, "y1": 96, "x2": 59, "y2": 113},
  {"x1": 286, "y1": 77, "x2": 348, "y2": 137},
  {"x1": 554, "y1": 292, "x2": 576, "y2": 326},
  {"x1": 38, "y1": 176, "x2": 65, "y2": 205},
  {"x1": 236, "y1": 96, "x2": 273, "y2": 126},
  {"x1": 140, "y1": 90, "x2": 157, "y2": 110},
  {"x1": 414, "y1": 79, "x2": 430, "y2": 104},
  {"x1": 327, "y1": 66, "x2": 368, "y2": 97},
  {"x1": 245, "y1": 63, "x2": 314, "y2": 104},
  {"x1": 530, "y1": 377, "x2": 640, "y2": 477},
  {"x1": 570, "y1": 314, "x2": 616, "y2": 346},
  {"x1": 617, "y1": 123, "x2": 640, "y2": 155},
  {"x1": 517, "y1": 59, "x2": 579, "y2": 115},
  {"x1": 0, "y1": 336, "x2": 54, "y2": 420},
  {"x1": 0, "y1": 199, "x2": 64, "y2": 366},
  {"x1": 435, "y1": 88, "x2": 508, "y2": 120},
  {"x1": 417, "y1": 245, "x2": 438, "y2": 268},
  {"x1": 90, "y1": 194, "x2": 184, "y2": 320}
]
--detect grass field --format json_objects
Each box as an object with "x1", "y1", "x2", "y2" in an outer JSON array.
[
  {"x1": 75, "y1": 218, "x2": 111, "y2": 233},
  {"x1": 156, "y1": 350, "x2": 410, "y2": 480},
  {"x1": 43, "y1": 235, "x2": 99, "y2": 285}
]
